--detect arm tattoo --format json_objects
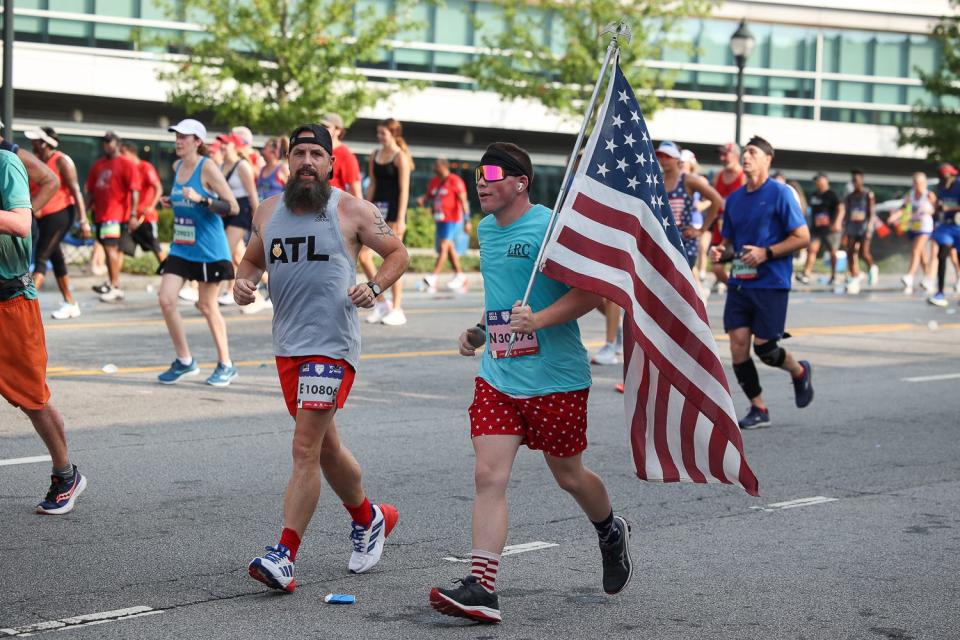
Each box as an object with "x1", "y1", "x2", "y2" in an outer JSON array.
[{"x1": 372, "y1": 211, "x2": 395, "y2": 237}]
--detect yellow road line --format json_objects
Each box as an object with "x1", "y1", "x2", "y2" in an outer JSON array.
[{"x1": 44, "y1": 322, "x2": 959, "y2": 379}]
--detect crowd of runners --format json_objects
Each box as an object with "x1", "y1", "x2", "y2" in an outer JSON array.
[{"x1": 1, "y1": 115, "x2": 957, "y2": 625}]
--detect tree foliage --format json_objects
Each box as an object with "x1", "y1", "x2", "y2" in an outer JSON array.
[
  {"x1": 150, "y1": 0, "x2": 422, "y2": 133},
  {"x1": 898, "y1": 0, "x2": 960, "y2": 161},
  {"x1": 461, "y1": 0, "x2": 715, "y2": 121}
]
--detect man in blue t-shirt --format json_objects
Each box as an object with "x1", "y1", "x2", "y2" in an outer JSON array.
[
  {"x1": 709, "y1": 136, "x2": 814, "y2": 429},
  {"x1": 428, "y1": 143, "x2": 632, "y2": 625}
]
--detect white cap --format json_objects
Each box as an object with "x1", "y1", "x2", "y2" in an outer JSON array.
[
  {"x1": 168, "y1": 118, "x2": 207, "y2": 141},
  {"x1": 25, "y1": 127, "x2": 59, "y2": 148},
  {"x1": 655, "y1": 141, "x2": 681, "y2": 160},
  {"x1": 231, "y1": 125, "x2": 253, "y2": 146},
  {"x1": 680, "y1": 149, "x2": 696, "y2": 164}
]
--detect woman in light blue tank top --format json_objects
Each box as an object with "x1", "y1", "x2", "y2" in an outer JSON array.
[{"x1": 156, "y1": 119, "x2": 242, "y2": 388}]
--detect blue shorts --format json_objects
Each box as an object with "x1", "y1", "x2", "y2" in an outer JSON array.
[
  {"x1": 435, "y1": 221, "x2": 459, "y2": 247},
  {"x1": 907, "y1": 230, "x2": 930, "y2": 241},
  {"x1": 723, "y1": 286, "x2": 790, "y2": 340},
  {"x1": 931, "y1": 224, "x2": 960, "y2": 247}
]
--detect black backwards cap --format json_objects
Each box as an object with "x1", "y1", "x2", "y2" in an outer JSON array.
[
  {"x1": 289, "y1": 124, "x2": 333, "y2": 155},
  {"x1": 479, "y1": 143, "x2": 534, "y2": 185},
  {"x1": 745, "y1": 135, "x2": 774, "y2": 159}
]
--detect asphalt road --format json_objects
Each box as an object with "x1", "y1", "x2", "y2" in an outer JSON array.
[{"x1": 1, "y1": 276, "x2": 959, "y2": 640}]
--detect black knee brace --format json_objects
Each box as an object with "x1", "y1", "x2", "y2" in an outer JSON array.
[
  {"x1": 755, "y1": 340, "x2": 786, "y2": 367},
  {"x1": 732, "y1": 359, "x2": 762, "y2": 399}
]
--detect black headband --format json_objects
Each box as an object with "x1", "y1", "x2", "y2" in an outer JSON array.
[
  {"x1": 479, "y1": 147, "x2": 532, "y2": 184},
  {"x1": 746, "y1": 136, "x2": 775, "y2": 159},
  {"x1": 289, "y1": 124, "x2": 333, "y2": 155}
]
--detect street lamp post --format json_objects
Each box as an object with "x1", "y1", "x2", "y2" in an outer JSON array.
[
  {"x1": 2, "y1": 0, "x2": 13, "y2": 136},
  {"x1": 729, "y1": 19, "x2": 755, "y2": 148}
]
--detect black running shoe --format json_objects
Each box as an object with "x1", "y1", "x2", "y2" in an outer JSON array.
[
  {"x1": 599, "y1": 515, "x2": 633, "y2": 595},
  {"x1": 91, "y1": 282, "x2": 110, "y2": 294},
  {"x1": 793, "y1": 360, "x2": 814, "y2": 408},
  {"x1": 430, "y1": 576, "x2": 501, "y2": 623}
]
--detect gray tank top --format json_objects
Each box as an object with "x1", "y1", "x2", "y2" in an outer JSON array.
[{"x1": 262, "y1": 189, "x2": 361, "y2": 368}]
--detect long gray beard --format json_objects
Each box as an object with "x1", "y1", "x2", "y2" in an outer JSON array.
[{"x1": 284, "y1": 176, "x2": 332, "y2": 214}]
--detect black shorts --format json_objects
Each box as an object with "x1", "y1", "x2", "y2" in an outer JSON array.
[
  {"x1": 131, "y1": 221, "x2": 162, "y2": 255},
  {"x1": 158, "y1": 255, "x2": 235, "y2": 283},
  {"x1": 224, "y1": 197, "x2": 253, "y2": 231},
  {"x1": 723, "y1": 286, "x2": 789, "y2": 340},
  {"x1": 95, "y1": 221, "x2": 131, "y2": 249}
]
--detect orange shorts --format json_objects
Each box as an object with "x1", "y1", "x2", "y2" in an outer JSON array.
[
  {"x1": 275, "y1": 355, "x2": 356, "y2": 417},
  {"x1": 468, "y1": 377, "x2": 589, "y2": 457},
  {"x1": 0, "y1": 295, "x2": 50, "y2": 410}
]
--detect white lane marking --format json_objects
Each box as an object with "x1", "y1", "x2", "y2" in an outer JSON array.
[
  {"x1": 0, "y1": 455, "x2": 52, "y2": 468},
  {"x1": 1, "y1": 606, "x2": 159, "y2": 637},
  {"x1": 443, "y1": 541, "x2": 559, "y2": 562},
  {"x1": 394, "y1": 392, "x2": 449, "y2": 400},
  {"x1": 750, "y1": 496, "x2": 838, "y2": 512},
  {"x1": 901, "y1": 372, "x2": 960, "y2": 383}
]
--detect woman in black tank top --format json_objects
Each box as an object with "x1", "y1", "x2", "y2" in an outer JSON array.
[{"x1": 362, "y1": 118, "x2": 413, "y2": 326}]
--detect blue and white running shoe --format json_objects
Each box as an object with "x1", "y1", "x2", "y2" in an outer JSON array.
[
  {"x1": 206, "y1": 363, "x2": 238, "y2": 387},
  {"x1": 157, "y1": 359, "x2": 199, "y2": 384},
  {"x1": 36, "y1": 465, "x2": 87, "y2": 515},
  {"x1": 248, "y1": 544, "x2": 296, "y2": 593},
  {"x1": 349, "y1": 503, "x2": 399, "y2": 574}
]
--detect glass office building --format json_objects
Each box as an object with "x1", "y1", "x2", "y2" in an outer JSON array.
[{"x1": 3, "y1": 0, "x2": 952, "y2": 197}]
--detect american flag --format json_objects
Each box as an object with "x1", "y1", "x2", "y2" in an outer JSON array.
[{"x1": 540, "y1": 58, "x2": 759, "y2": 496}]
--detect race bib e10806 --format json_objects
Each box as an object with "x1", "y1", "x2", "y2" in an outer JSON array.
[{"x1": 297, "y1": 362, "x2": 344, "y2": 410}]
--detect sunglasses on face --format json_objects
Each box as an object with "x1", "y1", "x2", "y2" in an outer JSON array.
[{"x1": 475, "y1": 164, "x2": 518, "y2": 183}]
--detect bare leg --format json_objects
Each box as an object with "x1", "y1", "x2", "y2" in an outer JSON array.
[
  {"x1": 803, "y1": 237, "x2": 821, "y2": 277},
  {"x1": 389, "y1": 222, "x2": 404, "y2": 309},
  {"x1": 283, "y1": 407, "x2": 337, "y2": 536},
  {"x1": 221, "y1": 225, "x2": 246, "y2": 297},
  {"x1": 158, "y1": 272, "x2": 191, "y2": 360},
  {"x1": 847, "y1": 238, "x2": 861, "y2": 278},
  {"x1": 603, "y1": 299, "x2": 620, "y2": 344},
  {"x1": 318, "y1": 420, "x2": 365, "y2": 506},
  {"x1": 105, "y1": 245, "x2": 123, "y2": 288},
  {"x1": 197, "y1": 281, "x2": 231, "y2": 364},
  {"x1": 90, "y1": 241, "x2": 105, "y2": 273},
  {"x1": 543, "y1": 453, "x2": 612, "y2": 522},
  {"x1": 22, "y1": 404, "x2": 69, "y2": 469},
  {"x1": 471, "y1": 435, "x2": 523, "y2": 554}
]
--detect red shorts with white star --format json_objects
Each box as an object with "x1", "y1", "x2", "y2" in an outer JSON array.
[{"x1": 468, "y1": 377, "x2": 590, "y2": 457}]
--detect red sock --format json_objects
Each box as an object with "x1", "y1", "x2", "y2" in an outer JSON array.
[
  {"x1": 344, "y1": 497, "x2": 373, "y2": 528},
  {"x1": 279, "y1": 527, "x2": 301, "y2": 561},
  {"x1": 470, "y1": 549, "x2": 501, "y2": 593}
]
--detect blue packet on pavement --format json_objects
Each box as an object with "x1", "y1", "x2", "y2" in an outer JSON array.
[{"x1": 324, "y1": 594, "x2": 356, "y2": 604}]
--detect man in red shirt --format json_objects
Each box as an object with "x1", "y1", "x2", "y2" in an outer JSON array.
[
  {"x1": 418, "y1": 157, "x2": 470, "y2": 292},
  {"x1": 85, "y1": 131, "x2": 141, "y2": 301},
  {"x1": 321, "y1": 113, "x2": 362, "y2": 198},
  {"x1": 121, "y1": 143, "x2": 165, "y2": 263},
  {"x1": 708, "y1": 142, "x2": 746, "y2": 286}
]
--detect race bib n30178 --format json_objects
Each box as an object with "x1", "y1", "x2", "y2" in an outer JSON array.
[{"x1": 486, "y1": 309, "x2": 539, "y2": 358}]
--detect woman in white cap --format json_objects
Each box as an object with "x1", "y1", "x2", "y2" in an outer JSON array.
[{"x1": 156, "y1": 119, "x2": 241, "y2": 387}]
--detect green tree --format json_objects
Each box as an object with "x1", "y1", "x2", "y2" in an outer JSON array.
[
  {"x1": 149, "y1": 0, "x2": 422, "y2": 133},
  {"x1": 898, "y1": 0, "x2": 960, "y2": 161},
  {"x1": 462, "y1": 0, "x2": 714, "y2": 121}
]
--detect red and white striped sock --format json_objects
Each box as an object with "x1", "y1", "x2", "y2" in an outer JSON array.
[{"x1": 470, "y1": 549, "x2": 501, "y2": 593}]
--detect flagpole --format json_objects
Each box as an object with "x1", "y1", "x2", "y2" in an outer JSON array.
[{"x1": 505, "y1": 19, "x2": 632, "y2": 357}]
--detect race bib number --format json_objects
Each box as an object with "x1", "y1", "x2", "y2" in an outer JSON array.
[
  {"x1": 297, "y1": 362, "x2": 344, "y2": 410},
  {"x1": 374, "y1": 201, "x2": 390, "y2": 218},
  {"x1": 173, "y1": 216, "x2": 196, "y2": 245},
  {"x1": 433, "y1": 207, "x2": 445, "y2": 222},
  {"x1": 732, "y1": 257, "x2": 758, "y2": 280},
  {"x1": 910, "y1": 217, "x2": 925, "y2": 232},
  {"x1": 100, "y1": 221, "x2": 121, "y2": 239},
  {"x1": 486, "y1": 309, "x2": 539, "y2": 359},
  {"x1": 850, "y1": 209, "x2": 866, "y2": 223},
  {"x1": 814, "y1": 213, "x2": 830, "y2": 227}
]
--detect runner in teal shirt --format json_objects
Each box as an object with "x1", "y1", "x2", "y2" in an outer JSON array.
[{"x1": 0, "y1": 150, "x2": 37, "y2": 300}]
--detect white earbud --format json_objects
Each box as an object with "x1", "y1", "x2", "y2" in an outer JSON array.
[{"x1": 517, "y1": 185, "x2": 523, "y2": 191}]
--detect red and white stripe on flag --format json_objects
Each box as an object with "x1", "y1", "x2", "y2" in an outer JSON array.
[{"x1": 540, "y1": 60, "x2": 758, "y2": 496}]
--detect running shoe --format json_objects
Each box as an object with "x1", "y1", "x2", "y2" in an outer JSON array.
[
  {"x1": 921, "y1": 277, "x2": 936, "y2": 293},
  {"x1": 430, "y1": 576, "x2": 501, "y2": 623},
  {"x1": 614, "y1": 383, "x2": 624, "y2": 393},
  {"x1": 98, "y1": 287, "x2": 124, "y2": 302},
  {"x1": 738, "y1": 406, "x2": 771, "y2": 430},
  {"x1": 206, "y1": 363, "x2": 238, "y2": 387},
  {"x1": 868, "y1": 264, "x2": 879, "y2": 286},
  {"x1": 91, "y1": 281, "x2": 111, "y2": 294},
  {"x1": 381, "y1": 308, "x2": 407, "y2": 326},
  {"x1": 846, "y1": 278, "x2": 861, "y2": 295},
  {"x1": 900, "y1": 274, "x2": 912, "y2": 290},
  {"x1": 349, "y1": 503, "x2": 398, "y2": 574},
  {"x1": 36, "y1": 465, "x2": 86, "y2": 515},
  {"x1": 599, "y1": 515, "x2": 633, "y2": 595},
  {"x1": 178, "y1": 286, "x2": 199, "y2": 302},
  {"x1": 366, "y1": 300, "x2": 390, "y2": 324},
  {"x1": 248, "y1": 544, "x2": 296, "y2": 593},
  {"x1": 446, "y1": 273, "x2": 467, "y2": 290},
  {"x1": 217, "y1": 293, "x2": 235, "y2": 306},
  {"x1": 51, "y1": 302, "x2": 81, "y2": 320},
  {"x1": 793, "y1": 360, "x2": 814, "y2": 408},
  {"x1": 591, "y1": 343, "x2": 618, "y2": 365},
  {"x1": 928, "y1": 293, "x2": 949, "y2": 307},
  {"x1": 796, "y1": 273, "x2": 810, "y2": 285},
  {"x1": 422, "y1": 274, "x2": 438, "y2": 293},
  {"x1": 157, "y1": 359, "x2": 199, "y2": 384}
]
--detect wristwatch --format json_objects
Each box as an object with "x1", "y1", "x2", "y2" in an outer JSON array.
[
  {"x1": 765, "y1": 247, "x2": 775, "y2": 261},
  {"x1": 366, "y1": 281, "x2": 382, "y2": 297}
]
